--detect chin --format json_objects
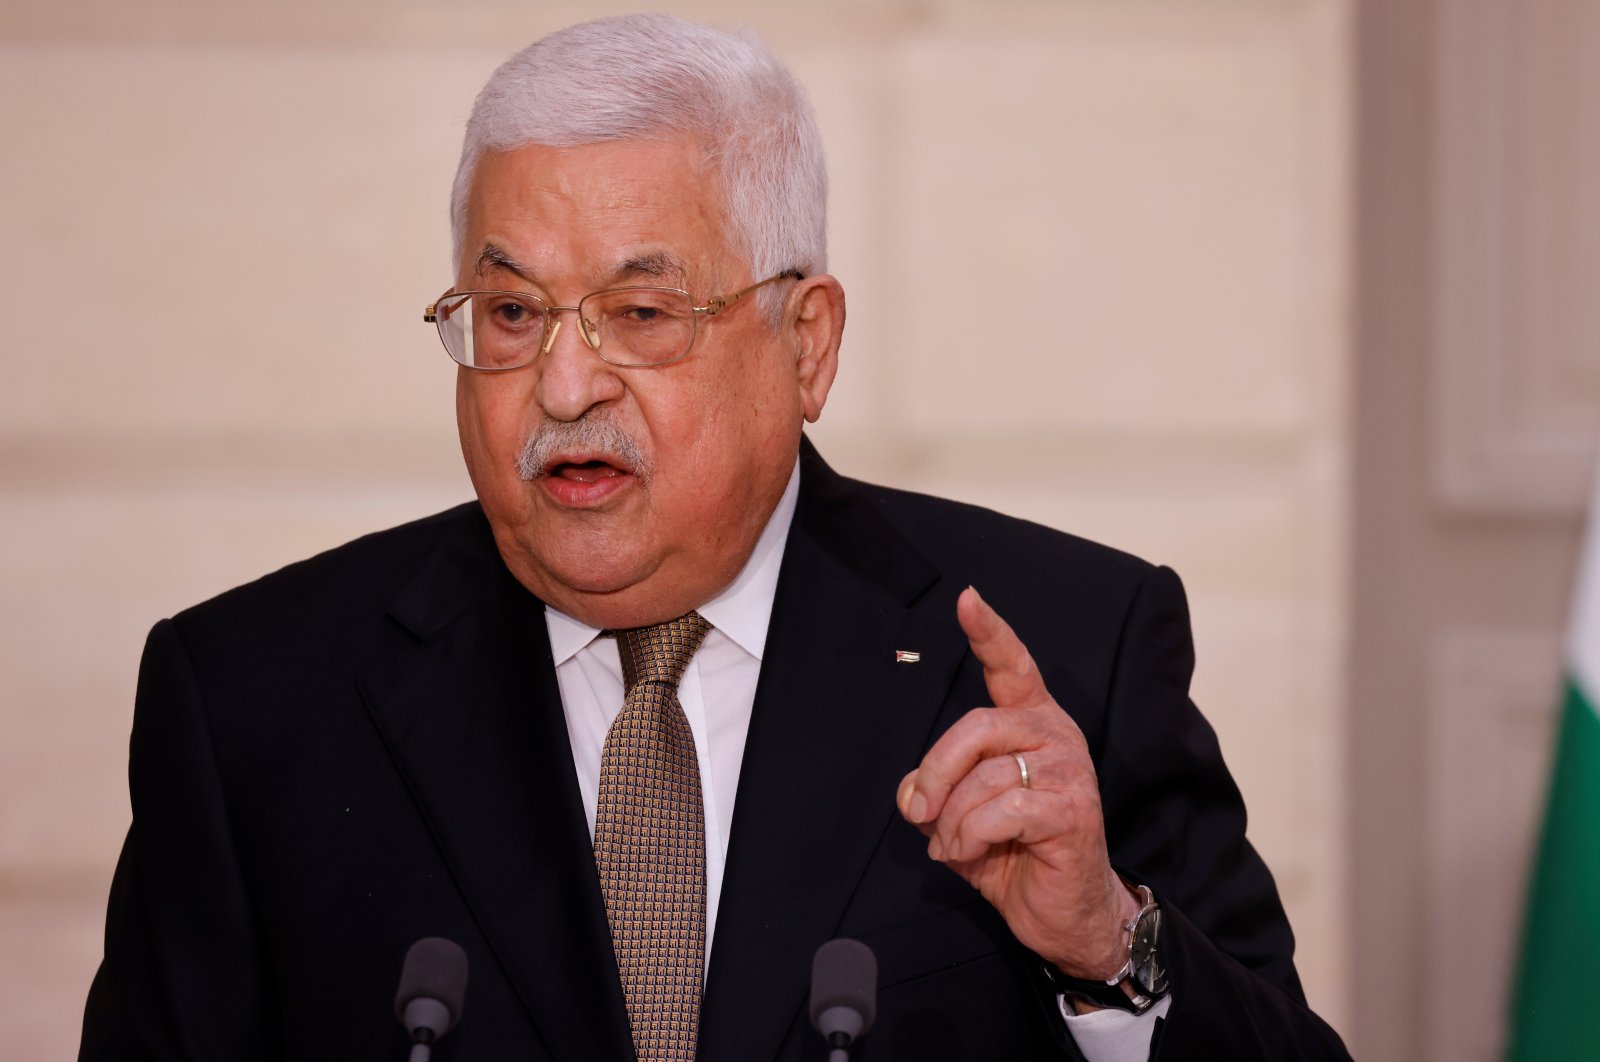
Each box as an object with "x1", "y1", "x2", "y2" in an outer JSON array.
[
  {"x1": 509, "y1": 537, "x2": 656, "y2": 606},
  {"x1": 521, "y1": 540, "x2": 647, "y2": 594},
  {"x1": 545, "y1": 564, "x2": 642, "y2": 598}
]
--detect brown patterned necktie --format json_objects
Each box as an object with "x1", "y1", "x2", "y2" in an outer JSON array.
[{"x1": 595, "y1": 612, "x2": 712, "y2": 1062}]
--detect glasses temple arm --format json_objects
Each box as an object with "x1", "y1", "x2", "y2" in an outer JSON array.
[{"x1": 700, "y1": 269, "x2": 806, "y2": 315}]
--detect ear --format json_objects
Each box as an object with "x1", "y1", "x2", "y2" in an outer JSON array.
[{"x1": 787, "y1": 274, "x2": 845, "y2": 423}]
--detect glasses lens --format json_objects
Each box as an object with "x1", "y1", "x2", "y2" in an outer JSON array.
[
  {"x1": 582, "y1": 288, "x2": 696, "y2": 366},
  {"x1": 435, "y1": 292, "x2": 545, "y2": 370}
]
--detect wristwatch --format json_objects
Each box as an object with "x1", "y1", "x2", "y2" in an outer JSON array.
[{"x1": 1043, "y1": 883, "x2": 1169, "y2": 1015}]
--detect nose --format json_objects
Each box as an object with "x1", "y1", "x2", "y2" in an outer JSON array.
[{"x1": 533, "y1": 307, "x2": 625, "y2": 422}]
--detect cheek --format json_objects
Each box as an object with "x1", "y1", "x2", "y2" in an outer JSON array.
[
  {"x1": 669, "y1": 357, "x2": 799, "y2": 488},
  {"x1": 675, "y1": 376, "x2": 766, "y2": 459},
  {"x1": 722, "y1": 349, "x2": 803, "y2": 447},
  {"x1": 457, "y1": 375, "x2": 535, "y2": 479}
]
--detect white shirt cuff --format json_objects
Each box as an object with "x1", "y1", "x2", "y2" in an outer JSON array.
[{"x1": 1058, "y1": 992, "x2": 1172, "y2": 1062}]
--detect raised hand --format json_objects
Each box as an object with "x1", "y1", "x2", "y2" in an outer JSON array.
[{"x1": 896, "y1": 586, "x2": 1140, "y2": 979}]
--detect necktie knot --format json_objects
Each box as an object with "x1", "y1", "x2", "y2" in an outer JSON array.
[{"x1": 614, "y1": 612, "x2": 711, "y2": 693}]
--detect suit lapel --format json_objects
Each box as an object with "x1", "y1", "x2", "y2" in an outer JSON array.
[
  {"x1": 698, "y1": 444, "x2": 970, "y2": 1062},
  {"x1": 358, "y1": 520, "x2": 632, "y2": 1061}
]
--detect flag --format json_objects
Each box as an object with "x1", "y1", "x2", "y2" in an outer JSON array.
[{"x1": 1506, "y1": 466, "x2": 1600, "y2": 1061}]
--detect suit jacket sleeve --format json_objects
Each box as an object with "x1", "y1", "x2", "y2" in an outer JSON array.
[
  {"x1": 1092, "y1": 565, "x2": 1349, "y2": 1059},
  {"x1": 80, "y1": 618, "x2": 277, "y2": 1062}
]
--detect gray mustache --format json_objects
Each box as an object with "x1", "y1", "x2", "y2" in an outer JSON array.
[{"x1": 516, "y1": 417, "x2": 651, "y2": 481}]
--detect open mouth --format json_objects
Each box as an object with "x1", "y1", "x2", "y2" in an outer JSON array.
[
  {"x1": 548, "y1": 459, "x2": 626, "y2": 483},
  {"x1": 534, "y1": 451, "x2": 637, "y2": 508}
]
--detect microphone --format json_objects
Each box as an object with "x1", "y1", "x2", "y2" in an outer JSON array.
[
  {"x1": 393, "y1": 937, "x2": 469, "y2": 1062},
  {"x1": 810, "y1": 938, "x2": 877, "y2": 1061}
]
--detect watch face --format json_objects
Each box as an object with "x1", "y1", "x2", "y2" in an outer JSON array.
[{"x1": 1130, "y1": 907, "x2": 1168, "y2": 996}]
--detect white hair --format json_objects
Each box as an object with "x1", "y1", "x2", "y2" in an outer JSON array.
[{"x1": 450, "y1": 14, "x2": 828, "y2": 316}]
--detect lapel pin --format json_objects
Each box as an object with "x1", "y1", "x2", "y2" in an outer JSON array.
[{"x1": 895, "y1": 650, "x2": 922, "y2": 664}]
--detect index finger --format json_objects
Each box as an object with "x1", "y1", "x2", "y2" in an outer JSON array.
[{"x1": 957, "y1": 586, "x2": 1050, "y2": 709}]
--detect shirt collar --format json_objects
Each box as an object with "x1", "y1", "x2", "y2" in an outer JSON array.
[{"x1": 543, "y1": 457, "x2": 801, "y2": 665}]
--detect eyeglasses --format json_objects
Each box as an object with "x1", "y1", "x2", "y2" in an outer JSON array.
[{"x1": 423, "y1": 270, "x2": 803, "y2": 371}]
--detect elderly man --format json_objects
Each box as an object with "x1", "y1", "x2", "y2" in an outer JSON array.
[{"x1": 81, "y1": 14, "x2": 1349, "y2": 1062}]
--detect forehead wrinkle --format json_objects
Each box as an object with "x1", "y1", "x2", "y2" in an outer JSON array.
[{"x1": 474, "y1": 238, "x2": 705, "y2": 297}]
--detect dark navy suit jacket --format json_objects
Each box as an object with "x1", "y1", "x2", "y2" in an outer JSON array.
[{"x1": 81, "y1": 441, "x2": 1350, "y2": 1060}]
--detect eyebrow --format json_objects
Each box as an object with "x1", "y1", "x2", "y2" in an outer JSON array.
[
  {"x1": 474, "y1": 244, "x2": 537, "y2": 285},
  {"x1": 608, "y1": 251, "x2": 685, "y2": 287}
]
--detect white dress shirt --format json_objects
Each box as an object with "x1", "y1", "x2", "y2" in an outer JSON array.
[
  {"x1": 541, "y1": 458, "x2": 1165, "y2": 1059},
  {"x1": 544, "y1": 461, "x2": 799, "y2": 956}
]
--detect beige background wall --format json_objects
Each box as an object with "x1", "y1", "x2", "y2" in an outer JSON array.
[
  {"x1": 1350, "y1": 2, "x2": 1600, "y2": 1059},
  {"x1": 0, "y1": 1, "x2": 1591, "y2": 1058}
]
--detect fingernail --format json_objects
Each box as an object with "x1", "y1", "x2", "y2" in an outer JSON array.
[
  {"x1": 908, "y1": 791, "x2": 928, "y2": 823},
  {"x1": 928, "y1": 835, "x2": 944, "y2": 861},
  {"x1": 896, "y1": 777, "x2": 915, "y2": 815}
]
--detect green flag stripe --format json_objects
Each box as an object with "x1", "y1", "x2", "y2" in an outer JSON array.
[{"x1": 1507, "y1": 680, "x2": 1600, "y2": 1061}]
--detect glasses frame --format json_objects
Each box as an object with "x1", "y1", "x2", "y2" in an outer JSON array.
[{"x1": 423, "y1": 269, "x2": 804, "y2": 371}]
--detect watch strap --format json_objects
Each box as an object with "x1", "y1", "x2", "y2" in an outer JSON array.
[{"x1": 1042, "y1": 884, "x2": 1165, "y2": 1015}]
